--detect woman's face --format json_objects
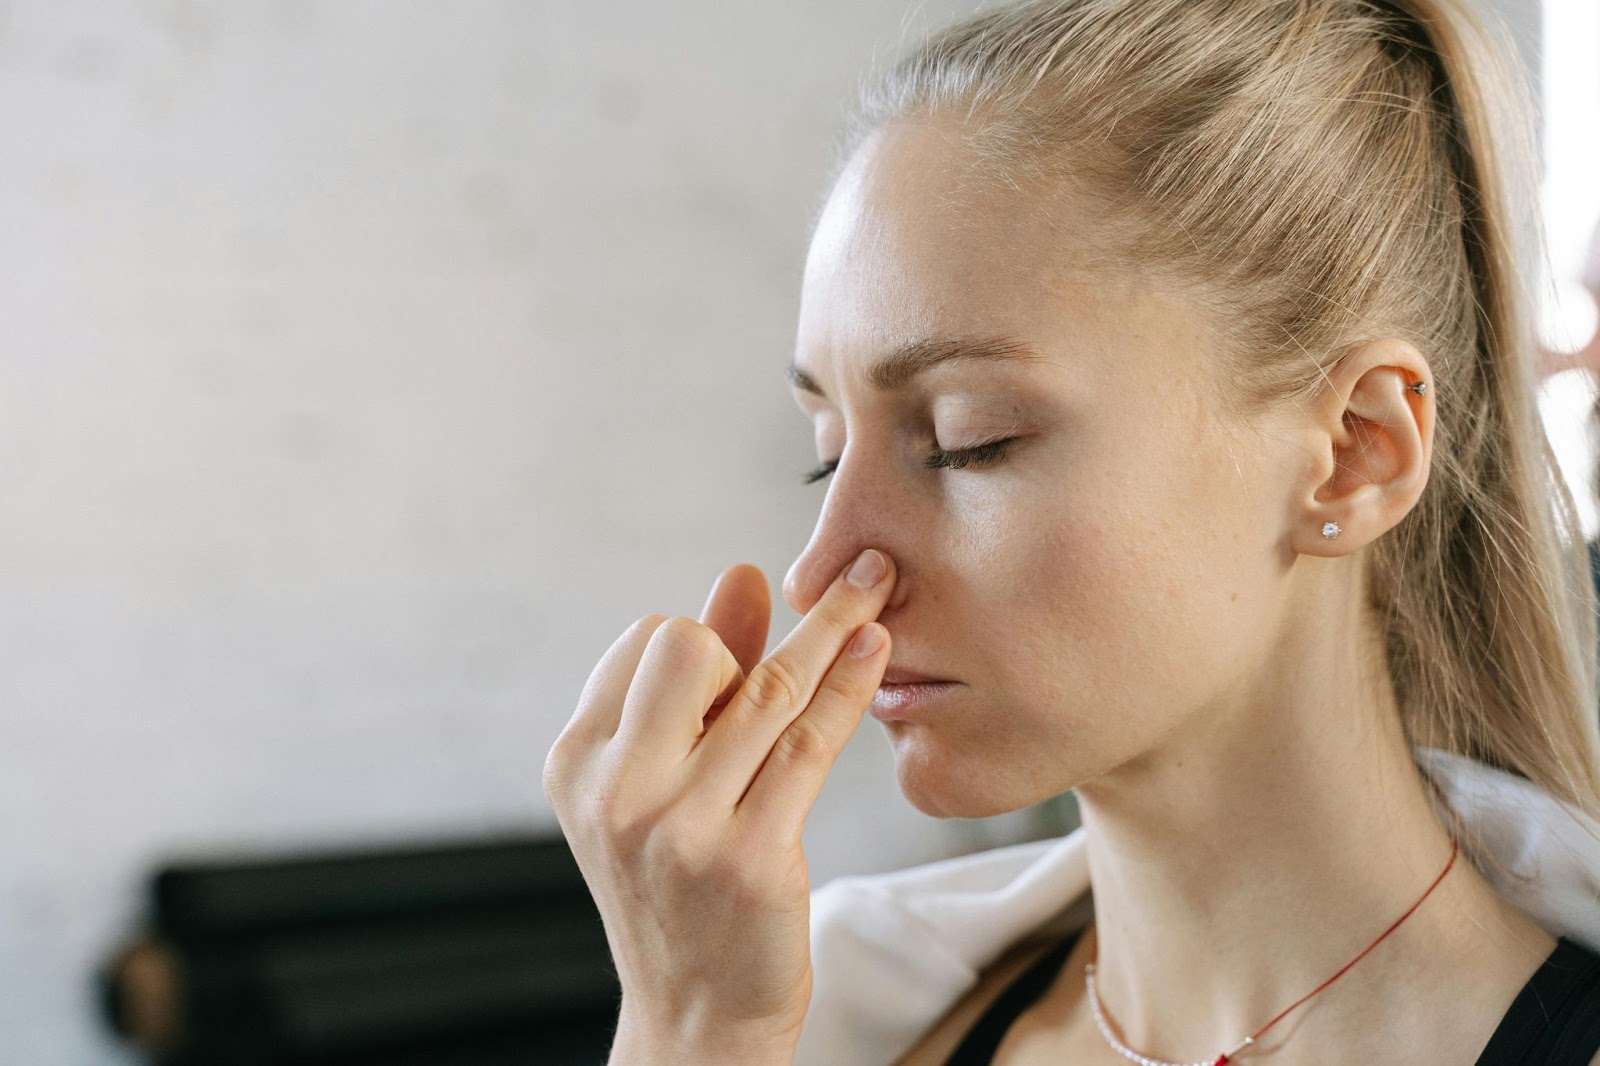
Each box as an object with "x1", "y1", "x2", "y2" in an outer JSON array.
[{"x1": 783, "y1": 120, "x2": 1308, "y2": 818}]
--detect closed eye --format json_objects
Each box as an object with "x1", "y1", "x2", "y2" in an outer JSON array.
[
  {"x1": 802, "y1": 459, "x2": 838, "y2": 485},
  {"x1": 924, "y1": 437, "x2": 1015, "y2": 471},
  {"x1": 802, "y1": 437, "x2": 1018, "y2": 484}
]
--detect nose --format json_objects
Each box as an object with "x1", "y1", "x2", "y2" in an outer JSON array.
[{"x1": 782, "y1": 454, "x2": 905, "y2": 617}]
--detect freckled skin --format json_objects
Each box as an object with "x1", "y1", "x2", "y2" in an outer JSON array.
[{"x1": 781, "y1": 118, "x2": 1303, "y2": 819}]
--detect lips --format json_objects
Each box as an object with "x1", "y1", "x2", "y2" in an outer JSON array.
[{"x1": 870, "y1": 676, "x2": 960, "y2": 721}]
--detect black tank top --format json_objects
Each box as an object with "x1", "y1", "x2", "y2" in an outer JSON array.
[{"x1": 945, "y1": 929, "x2": 1600, "y2": 1065}]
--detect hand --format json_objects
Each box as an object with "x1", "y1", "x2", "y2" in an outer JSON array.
[{"x1": 542, "y1": 549, "x2": 896, "y2": 1060}]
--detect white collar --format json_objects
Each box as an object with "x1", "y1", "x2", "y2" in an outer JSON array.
[{"x1": 795, "y1": 747, "x2": 1600, "y2": 1066}]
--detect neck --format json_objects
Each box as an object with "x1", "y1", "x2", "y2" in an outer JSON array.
[{"x1": 1072, "y1": 569, "x2": 1532, "y2": 1060}]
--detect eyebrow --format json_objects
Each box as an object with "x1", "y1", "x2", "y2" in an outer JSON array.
[{"x1": 786, "y1": 335, "x2": 1047, "y2": 399}]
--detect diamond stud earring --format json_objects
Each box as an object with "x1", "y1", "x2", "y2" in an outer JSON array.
[{"x1": 1322, "y1": 521, "x2": 1342, "y2": 539}]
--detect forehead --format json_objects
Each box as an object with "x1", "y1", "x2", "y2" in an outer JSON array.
[
  {"x1": 796, "y1": 123, "x2": 1068, "y2": 342},
  {"x1": 795, "y1": 119, "x2": 1114, "y2": 379}
]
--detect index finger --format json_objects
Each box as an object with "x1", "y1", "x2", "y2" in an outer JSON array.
[{"x1": 694, "y1": 549, "x2": 894, "y2": 766}]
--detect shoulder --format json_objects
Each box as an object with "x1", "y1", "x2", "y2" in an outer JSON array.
[
  {"x1": 796, "y1": 830, "x2": 1091, "y2": 1066},
  {"x1": 890, "y1": 935, "x2": 1066, "y2": 1066}
]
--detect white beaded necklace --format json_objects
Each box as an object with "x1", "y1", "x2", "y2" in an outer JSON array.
[{"x1": 1084, "y1": 961, "x2": 1254, "y2": 1066}]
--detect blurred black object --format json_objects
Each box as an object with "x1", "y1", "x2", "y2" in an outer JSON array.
[{"x1": 98, "y1": 832, "x2": 618, "y2": 1065}]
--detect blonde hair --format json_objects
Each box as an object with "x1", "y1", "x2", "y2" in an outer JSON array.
[{"x1": 827, "y1": 0, "x2": 1600, "y2": 837}]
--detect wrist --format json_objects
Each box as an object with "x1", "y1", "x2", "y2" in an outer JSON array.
[{"x1": 609, "y1": 1004, "x2": 798, "y2": 1066}]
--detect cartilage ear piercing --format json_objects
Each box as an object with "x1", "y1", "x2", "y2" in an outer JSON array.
[
  {"x1": 1322, "y1": 521, "x2": 1342, "y2": 539},
  {"x1": 1407, "y1": 380, "x2": 1428, "y2": 396}
]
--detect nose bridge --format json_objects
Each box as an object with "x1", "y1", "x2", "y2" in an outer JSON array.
[{"x1": 785, "y1": 457, "x2": 897, "y2": 614}]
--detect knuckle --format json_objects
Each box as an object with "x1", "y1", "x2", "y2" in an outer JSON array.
[
  {"x1": 816, "y1": 663, "x2": 871, "y2": 705},
  {"x1": 618, "y1": 613, "x2": 671, "y2": 650},
  {"x1": 774, "y1": 714, "x2": 834, "y2": 765},
  {"x1": 742, "y1": 656, "x2": 804, "y2": 714},
  {"x1": 653, "y1": 615, "x2": 723, "y2": 662},
  {"x1": 541, "y1": 724, "x2": 588, "y2": 800},
  {"x1": 541, "y1": 745, "x2": 567, "y2": 799}
]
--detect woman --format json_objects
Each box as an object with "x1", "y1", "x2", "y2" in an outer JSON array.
[{"x1": 542, "y1": 0, "x2": 1600, "y2": 1063}]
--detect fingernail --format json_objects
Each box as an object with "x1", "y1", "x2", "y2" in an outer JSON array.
[
  {"x1": 845, "y1": 549, "x2": 886, "y2": 589},
  {"x1": 850, "y1": 623, "x2": 885, "y2": 658}
]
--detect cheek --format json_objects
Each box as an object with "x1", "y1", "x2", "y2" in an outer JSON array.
[
  {"x1": 960, "y1": 461, "x2": 1258, "y2": 727},
  {"x1": 888, "y1": 464, "x2": 1273, "y2": 815}
]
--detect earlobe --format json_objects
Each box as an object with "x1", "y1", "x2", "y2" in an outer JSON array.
[{"x1": 1297, "y1": 339, "x2": 1434, "y2": 557}]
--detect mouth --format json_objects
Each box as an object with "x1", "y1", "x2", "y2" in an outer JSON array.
[{"x1": 871, "y1": 673, "x2": 961, "y2": 721}]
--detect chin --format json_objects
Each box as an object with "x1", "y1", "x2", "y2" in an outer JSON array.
[{"x1": 888, "y1": 736, "x2": 1044, "y2": 819}]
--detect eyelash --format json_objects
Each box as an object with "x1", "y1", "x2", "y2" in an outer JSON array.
[{"x1": 802, "y1": 438, "x2": 1017, "y2": 484}]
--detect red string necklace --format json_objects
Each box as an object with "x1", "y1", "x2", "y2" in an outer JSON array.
[{"x1": 1083, "y1": 836, "x2": 1460, "y2": 1066}]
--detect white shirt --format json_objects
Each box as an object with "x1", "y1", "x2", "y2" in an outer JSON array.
[
  {"x1": 796, "y1": 747, "x2": 1600, "y2": 1066},
  {"x1": 1584, "y1": 219, "x2": 1600, "y2": 291}
]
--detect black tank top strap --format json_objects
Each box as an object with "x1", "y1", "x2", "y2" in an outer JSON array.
[
  {"x1": 943, "y1": 929, "x2": 1083, "y2": 1066},
  {"x1": 1473, "y1": 935, "x2": 1600, "y2": 1066}
]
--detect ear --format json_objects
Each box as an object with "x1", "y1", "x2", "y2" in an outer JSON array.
[{"x1": 1295, "y1": 338, "x2": 1435, "y2": 557}]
